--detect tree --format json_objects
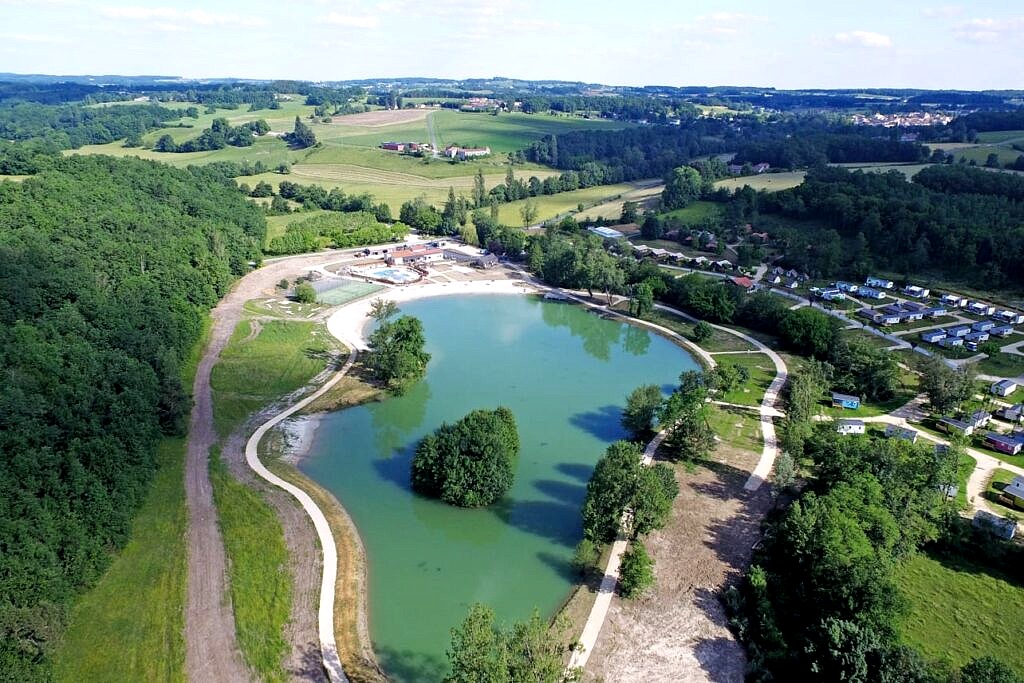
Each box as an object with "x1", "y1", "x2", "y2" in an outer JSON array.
[
  {"x1": 620, "y1": 200, "x2": 639, "y2": 224},
  {"x1": 692, "y1": 321, "x2": 713, "y2": 344},
  {"x1": 664, "y1": 407, "x2": 716, "y2": 462},
  {"x1": 959, "y1": 656, "x2": 1024, "y2": 683},
  {"x1": 293, "y1": 282, "x2": 317, "y2": 303},
  {"x1": 445, "y1": 604, "x2": 506, "y2": 683},
  {"x1": 632, "y1": 464, "x2": 678, "y2": 536},
  {"x1": 520, "y1": 199, "x2": 539, "y2": 227},
  {"x1": 410, "y1": 408, "x2": 519, "y2": 507},
  {"x1": 284, "y1": 116, "x2": 316, "y2": 148},
  {"x1": 630, "y1": 281, "x2": 654, "y2": 318},
  {"x1": 619, "y1": 541, "x2": 655, "y2": 598},
  {"x1": 366, "y1": 315, "x2": 430, "y2": 394},
  {"x1": 368, "y1": 297, "x2": 398, "y2": 322},
  {"x1": 920, "y1": 357, "x2": 974, "y2": 414},
  {"x1": 773, "y1": 452, "x2": 795, "y2": 491},
  {"x1": 621, "y1": 384, "x2": 663, "y2": 439},
  {"x1": 662, "y1": 165, "x2": 703, "y2": 210},
  {"x1": 472, "y1": 168, "x2": 487, "y2": 208},
  {"x1": 985, "y1": 152, "x2": 1002, "y2": 168},
  {"x1": 571, "y1": 538, "x2": 600, "y2": 575}
]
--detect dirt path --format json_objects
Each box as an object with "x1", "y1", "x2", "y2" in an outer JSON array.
[{"x1": 185, "y1": 250, "x2": 369, "y2": 683}]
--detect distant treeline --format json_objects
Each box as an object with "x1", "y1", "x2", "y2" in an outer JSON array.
[
  {"x1": 0, "y1": 102, "x2": 182, "y2": 150},
  {"x1": 0, "y1": 155, "x2": 264, "y2": 678},
  {"x1": 744, "y1": 166, "x2": 1024, "y2": 286}
]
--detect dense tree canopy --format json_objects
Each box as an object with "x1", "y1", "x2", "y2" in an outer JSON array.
[
  {"x1": 0, "y1": 155, "x2": 263, "y2": 678},
  {"x1": 410, "y1": 408, "x2": 520, "y2": 507},
  {"x1": 366, "y1": 315, "x2": 430, "y2": 394}
]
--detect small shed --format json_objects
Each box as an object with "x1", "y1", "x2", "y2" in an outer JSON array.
[
  {"x1": 992, "y1": 380, "x2": 1018, "y2": 397},
  {"x1": 972, "y1": 509, "x2": 1017, "y2": 540},
  {"x1": 836, "y1": 419, "x2": 866, "y2": 435},
  {"x1": 831, "y1": 392, "x2": 861, "y2": 410}
]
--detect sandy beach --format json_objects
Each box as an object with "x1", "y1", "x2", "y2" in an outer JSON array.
[
  {"x1": 278, "y1": 414, "x2": 322, "y2": 464},
  {"x1": 326, "y1": 278, "x2": 539, "y2": 351}
]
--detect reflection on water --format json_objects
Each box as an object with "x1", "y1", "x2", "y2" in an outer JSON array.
[{"x1": 301, "y1": 295, "x2": 696, "y2": 681}]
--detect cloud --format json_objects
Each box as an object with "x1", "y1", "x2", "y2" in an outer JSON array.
[
  {"x1": 324, "y1": 12, "x2": 380, "y2": 28},
  {"x1": 98, "y1": 6, "x2": 268, "y2": 28},
  {"x1": 922, "y1": 5, "x2": 962, "y2": 19},
  {"x1": 834, "y1": 30, "x2": 893, "y2": 48},
  {"x1": 0, "y1": 31, "x2": 69, "y2": 43},
  {"x1": 953, "y1": 17, "x2": 1024, "y2": 43}
]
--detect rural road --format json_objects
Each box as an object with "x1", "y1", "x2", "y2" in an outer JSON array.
[{"x1": 184, "y1": 248, "x2": 388, "y2": 683}]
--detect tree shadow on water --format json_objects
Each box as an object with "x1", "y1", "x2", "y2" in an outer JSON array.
[
  {"x1": 371, "y1": 443, "x2": 417, "y2": 492},
  {"x1": 555, "y1": 462, "x2": 592, "y2": 482},
  {"x1": 491, "y1": 498, "x2": 581, "y2": 547},
  {"x1": 533, "y1": 478, "x2": 586, "y2": 503},
  {"x1": 374, "y1": 646, "x2": 447, "y2": 683},
  {"x1": 569, "y1": 405, "x2": 625, "y2": 441}
]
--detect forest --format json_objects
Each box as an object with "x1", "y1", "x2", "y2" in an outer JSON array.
[
  {"x1": 748, "y1": 166, "x2": 1024, "y2": 286},
  {"x1": 0, "y1": 155, "x2": 264, "y2": 678}
]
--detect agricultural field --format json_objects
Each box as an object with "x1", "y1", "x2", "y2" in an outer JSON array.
[
  {"x1": 713, "y1": 171, "x2": 806, "y2": 192},
  {"x1": 896, "y1": 550, "x2": 1024, "y2": 674},
  {"x1": 497, "y1": 182, "x2": 641, "y2": 226},
  {"x1": 580, "y1": 182, "x2": 664, "y2": 220},
  {"x1": 661, "y1": 200, "x2": 721, "y2": 224},
  {"x1": 832, "y1": 162, "x2": 934, "y2": 178},
  {"x1": 975, "y1": 130, "x2": 1024, "y2": 144}
]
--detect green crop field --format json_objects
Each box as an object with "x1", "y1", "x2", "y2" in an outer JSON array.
[
  {"x1": 662, "y1": 200, "x2": 721, "y2": 224},
  {"x1": 498, "y1": 183, "x2": 638, "y2": 225},
  {"x1": 713, "y1": 171, "x2": 807, "y2": 192},
  {"x1": 897, "y1": 551, "x2": 1024, "y2": 674},
  {"x1": 975, "y1": 130, "x2": 1024, "y2": 144}
]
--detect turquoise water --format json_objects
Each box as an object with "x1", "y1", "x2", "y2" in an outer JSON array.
[{"x1": 300, "y1": 295, "x2": 696, "y2": 679}]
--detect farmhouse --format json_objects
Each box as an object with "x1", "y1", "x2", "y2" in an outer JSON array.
[
  {"x1": 885, "y1": 424, "x2": 918, "y2": 442},
  {"x1": 985, "y1": 433, "x2": 1023, "y2": 456},
  {"x1": 444, "y1": 145, "x2": 492, "y2": 160},
  {"x1": 831, "y1": 392, "x2": 861, "y2": 410},
  {"x1": 972, "y1": 510, "x2": 1017, "y2": 540},
  {"x1": 865, "y1": 276, "x2": 894, "y2": 289},
  {"x1": 729, "y1": 276, "x2": 755, "y2": 290},
  {"x1": 920, "y1": 330, "x2": 946, "y2": 344},
  {"x1": 388, "y1": 245, "x2": 443, "y2": 265},
  {"x1": 1002, "y1": 476, "x2": 1024, "y2": 508},
  {"x1": 940, "y1": 294, "x2": 968, "y2": 308},
  {"x1": 903, "y1": 285, "x2": 930, "y2": 299},
  {"x1": 938, "y1": 416, "x2": 973, "y2": 436},
  {"x1": 836, "y1": 419, "x2": 866, "y2": 435},
  {"x1": 753, "y1": 162, "x2": 771, "y2": 173},
  {"x1": 992, "y1": 379, "x2": 1018, "y2": 397},
  {"x1": 380, "y1": 141, "x2": 405, "y2": 151}
]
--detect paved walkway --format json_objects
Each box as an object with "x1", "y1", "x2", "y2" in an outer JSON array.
[{"x1": 243, "y1": 352, "x2": 359, "y2": 683}]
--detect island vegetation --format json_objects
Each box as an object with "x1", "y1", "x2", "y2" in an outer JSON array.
[
  {"x1": 411, "y1": 407, "x2": 520, "y2": 507},
  {"x1": 365, "y1": 305, "x2": 431, "y2": 395}
]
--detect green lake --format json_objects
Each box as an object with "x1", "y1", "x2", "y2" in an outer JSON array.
[{"x1": 300, "y1": 294, "x2": 697, "y2": 680}]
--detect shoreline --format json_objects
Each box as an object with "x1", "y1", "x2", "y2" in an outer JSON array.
[{"x1": 278, "y1": 413, "x2": 323, "y2": 465}]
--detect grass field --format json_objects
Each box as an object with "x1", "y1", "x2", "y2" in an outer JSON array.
[
  {"x1": 210, "y1": 318, "x2": 337, "y2": 438},
  {"x1": 974, "y1": 353, "x2": 1024, "y2": 378},
  {"x1": 984, "y1": 468, "x2": 1023, "y2": 513},
  {"x1": 897, "y1": 550, "x2": 1024, "y2": 674},
  {"x1": 821, "y1": 368, "x2": 920, "y2": 418},
  {"x1": 707, "y1": 404, "x2": 763, "y2": 452},
  {"x1": 839, "y1": 328, "x2": 901, "y2": 351},
  {"x1": 661, "y1": 200, "x2": 721, "y2": 224},
  {"x1": 956, "y1": 453, "x2": 976, "y2": 510},
  {"x1": 52, "y1": 317, "x2": 213, "y2": 682},
  {"x1": 581, "y1": 182, "x2": 664, "y2": 220},
  {"x1": 209, "y1": 451, "x2": 291, "y2": 682},
  {"x1": 644, "y1": 309, "x2": 757, "y2": 353},
  {"x1": 975, "y1": 130, "x2": 1024, "y2": 144},
  {"x1": 498, "y1": 183, "x2": 640, "y2": 225},
  {"x1": 832, "y1": 162, "x2": 934, "y2": 178},
  {"x1": 713, "y1": 171, "x2": 806, "y2": 193},
  {"x1": 716, "y1": 353, "x2": 774, "y2": 407}
]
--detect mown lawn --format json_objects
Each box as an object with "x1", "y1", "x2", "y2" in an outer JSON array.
[
  {"x1": 715, "y1": 353, "x2": 774, "y2": 407},
  {"x1": 984, "y1": 468, "x2": 1023, "y2": 513},
  {"x1": 975, "y1": 353, "x2": 1024, "y2": 378},
  {"x1": 660, "y1": 200, "x2": 721, "y2": 224},
  {"x1": 209, "y1": 452, "x2": 291, "y2": 682},
  {"x1": 643, "y1": 309, "x2": 757, "y2": 353},
  {"x1": 821, "y1": 368, "x2": 920, "y2": 418},
  {"x1": 896, "y1": 551, "x2": 1024, "y2": 674},
  {"x1": 211, "y1": 318, "x2": 338, "y2": 437},
  {"x1": 713, "y1": 171, "x2": 807, "y2": 192},
  {"x1": 707, "y1": 404, "x2": 763, "y2": 453}
]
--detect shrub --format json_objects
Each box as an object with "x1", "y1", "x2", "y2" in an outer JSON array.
[{"x1": 619, "y1": 542, "x2": 654, "y2": 598}]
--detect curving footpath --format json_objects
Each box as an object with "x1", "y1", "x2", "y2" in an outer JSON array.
[
  {"x1": 244, "y1": 350, "x2": 359, "y2": 683},
  {"x1": 566, "y1": 303, "x2": 788, "y2": 676}
]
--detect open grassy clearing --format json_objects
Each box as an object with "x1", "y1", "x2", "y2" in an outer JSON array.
[
  {"x1": 0, "y1": 174, "x2": 31, "y2": 182},
  {"x1": 953, "y1": 145, "x2": 1022, "y2": 167},
  {"x1": 821, "y1": 367, "x2": 920, "y2": 418},
  {"x1": 975, "y1": 130, "x2": 1024, "y2": 144},
  {"x1": 210, "y1": 318, "x2": 337, "y2": 438},
  {"x1": 498, "y1": 183, "x2": 639, "y2": 225},
  {"x1": 52, "y1": 316, "x2": 212, "y2": 682},
  {"x1": 707, "y1": 404, "x2": 763, "y2": 452},
  {"x1": 831, "y1": 162, "x2": 934, "y2": 178},
  {"x1": 300, "y1": 144, "x2": 552, "y2": 178},
  {"x1": 896, "y1": 550, "x2": 1024, "y2": 674},
  {"x1": 713, "y1": 171, "x2": 806, "y2": 193},
  {"x1": 839, "y1": 328, "x2": 902, "y2": 351},
  {"x1": 974, "y1": 353, "x2": 1024, "y2": 378},
  {"x1": 209, "y1": 451, "x2": 291, "y2": 682},
  {"x1": 580, "y1": 182, "x2": 664, "y2": 220},
  {"x1": 68, "y1": 135, "x2": 301, "y2": 169},
  {"x1": 661, "y1": 200, "x2": 721, "y2": 224},
  {"x1": 428, "y1": 110, "x2": 629, "y2": 154},
  {"x1": 644, "y1": 309, "x2": 757, "y2": 353},
  {"x1": 716, "y1": 353, "x2": 774, "y2": 407},
  {"x1": 956, "y1": 453, "x2": 976, "y2": 510}
]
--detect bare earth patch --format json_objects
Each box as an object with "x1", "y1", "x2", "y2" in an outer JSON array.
[
  {"x1": 584, "y1": 446, "x2": 772, "y2": 683},
  {"x1": 329, "y1": 109, "x2": 430, "y2": 127}
]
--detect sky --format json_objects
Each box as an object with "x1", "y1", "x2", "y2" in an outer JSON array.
[{"x1": 1, "y1": 0, "x2": 1022, "y2": 89}]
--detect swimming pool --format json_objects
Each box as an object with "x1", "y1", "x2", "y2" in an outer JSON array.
[{"x1": 353, "y1": 265, "x2": 422, "y2": 284}]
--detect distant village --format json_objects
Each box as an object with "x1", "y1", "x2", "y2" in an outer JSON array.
[{"x1": 850, "y1": 111, "x2": 955, "y2": 127}]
